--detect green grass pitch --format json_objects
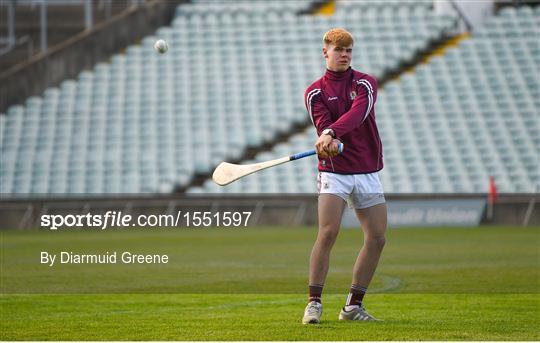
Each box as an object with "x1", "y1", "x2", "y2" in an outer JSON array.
[{"x1": 1, "y1": 226, "x2": 539, "y2": 340}]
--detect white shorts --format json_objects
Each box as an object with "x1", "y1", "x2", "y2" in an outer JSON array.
[{"x1": 317, "y1": 172, "x2": 386, "y2": 209}]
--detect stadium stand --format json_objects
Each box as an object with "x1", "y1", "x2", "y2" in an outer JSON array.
[
  {"x1": 0, "y1": 0, "x2": 147, "y2": 72},
  {"x1": 1, "y1": 0, "x2": 458, "y2": 196},
  {"x1": 189, "y1": 4, "x2": 539, "y2": 194}
]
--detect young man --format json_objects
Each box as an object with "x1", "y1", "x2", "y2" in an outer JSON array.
[{"x1": 302, "y1": 28, "x2": 387, "y2": 324}]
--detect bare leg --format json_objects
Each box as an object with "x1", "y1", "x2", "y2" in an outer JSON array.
[
  {"x1": 309, "y1": 194, "x2": 346, "y2": 285},
  {"x1": 351, "y1": 203, "x2": 387, "y2": 287}
]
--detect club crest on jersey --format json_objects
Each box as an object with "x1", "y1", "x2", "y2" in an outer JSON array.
[{"x1": 349, "y1": 90, "x2": 357, "y2": 100}]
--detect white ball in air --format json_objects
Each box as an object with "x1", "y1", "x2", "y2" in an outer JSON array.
[{"x1": 154, "y1": 39, "x2": 168, "y2": 54}]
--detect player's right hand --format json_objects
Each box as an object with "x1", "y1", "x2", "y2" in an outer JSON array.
[
  {"x1": 315, "y1": 134, "x2": 333, "y2": 158},
  {"x1": 316, "y1": 136, "x2": 341, "y2": 158}
]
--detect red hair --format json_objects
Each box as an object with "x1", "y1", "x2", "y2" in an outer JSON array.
[{"x1": 323, "y1": 28, "x2": 354, "y2": 47}]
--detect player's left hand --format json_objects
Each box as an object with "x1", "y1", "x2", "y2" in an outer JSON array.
[{"x1": 316, "y1": 135, "x2": 340, "y2": 158}]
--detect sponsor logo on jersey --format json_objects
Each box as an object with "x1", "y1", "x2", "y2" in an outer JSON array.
[{"x1": 328, "y1": 96, "x2": 338, "y2": 101}]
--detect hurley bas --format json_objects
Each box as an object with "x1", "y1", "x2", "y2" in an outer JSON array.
[{"x1": 41, "y1": 251, "x2": 169, "y2": 266}]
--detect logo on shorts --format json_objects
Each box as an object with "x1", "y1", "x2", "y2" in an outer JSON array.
[
  {"x1": 349, "y1": 90, "x2": 357, "y2": 100},
  {"x1": 323, "y1": 182, "x2": 329, "y2": 189}
]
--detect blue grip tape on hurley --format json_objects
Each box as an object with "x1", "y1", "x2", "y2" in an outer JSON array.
[
  {"x1": 290, "y1": 143, "x2": 344, "y2": 161},
  {"x1": 290, "y1": 150, "x2": 316, "y2": 161}
]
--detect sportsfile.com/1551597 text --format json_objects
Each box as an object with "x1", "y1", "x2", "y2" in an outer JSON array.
[{"x1": 40, "y1": 211, "x2": 253, "y2": 230}]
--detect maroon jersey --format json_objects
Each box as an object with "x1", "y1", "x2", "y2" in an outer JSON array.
[{"x1": 304, "y1": 67, "x2": 383, "y2": 174}]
